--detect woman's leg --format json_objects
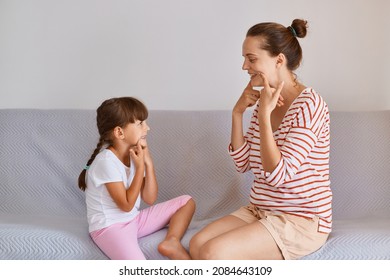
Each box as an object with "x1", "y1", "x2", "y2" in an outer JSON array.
[
  {"x1": 189, "y1": 215, "x2": 283, "y2": 260},
  {"x1": 189, "y1": 215, "x2": 248, "y2": 259},
  {"x1": 198, "y1": 220, "x2": 283, "y2": 260}
]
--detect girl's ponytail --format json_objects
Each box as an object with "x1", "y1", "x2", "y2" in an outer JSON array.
[{"x1": 78, "y1": 137, "x2": 105, "y2": 191}]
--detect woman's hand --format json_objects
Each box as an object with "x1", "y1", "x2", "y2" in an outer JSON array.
[
  {"x1": 258, "y1": 73, "x2": 285, "y2": 116},
  {"x1": 233, "y1": 81, "x2": 260, "y2": 114}
]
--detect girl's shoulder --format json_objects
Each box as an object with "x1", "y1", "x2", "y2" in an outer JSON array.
[{"x1": 91, "y1": 149, "x2": 120, "y2": 169}]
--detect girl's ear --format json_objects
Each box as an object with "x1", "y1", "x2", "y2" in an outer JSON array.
[{"x1": 113, "y1": 126, "x2": 125, "y2": 139}]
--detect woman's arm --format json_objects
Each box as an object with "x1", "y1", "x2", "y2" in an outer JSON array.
[
  {"x1": 257, "y1": 73, "x2": 285, "y2": 173},
  {"x1": 258, "y1": 113, "x2": 282, "y2": 173},
  {"x1": 231, "y1": 81, "x2": 260, "y2": 150}
]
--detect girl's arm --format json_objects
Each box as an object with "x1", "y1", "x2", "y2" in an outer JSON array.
[
  {"x1": 140, "y1": 145, "x2": 158, "y2": 205},
  {"x1": 105, "y1": 143, "x2": 146, "y2": 212}
]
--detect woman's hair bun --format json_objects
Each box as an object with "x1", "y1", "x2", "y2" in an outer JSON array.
[{"x1": 290, "y1": 19, "x2": 308, "y2": 38}]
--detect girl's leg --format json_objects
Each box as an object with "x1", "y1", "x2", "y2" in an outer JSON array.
[
  {"x1": 157, "y1": 197, "x2": 195, "y2": 259},
  {"x1": 137, "y1": 195, "x2": 195, "y2": 260},
  {"x1": 90, "y1": 220, "x2": 146, "y2": 260}
]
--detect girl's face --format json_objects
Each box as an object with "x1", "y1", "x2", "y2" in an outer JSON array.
[
  {"x1": 122, "y1": 120, "x2": 150, "y2": 148},
  {"x1": 242, "y1": 36, "x2": 279, "y2": 87}
]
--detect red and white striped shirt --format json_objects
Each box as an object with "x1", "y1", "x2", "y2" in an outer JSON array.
[{"x1": 229, "y1": 88, "x2": 332, "y2": 233}]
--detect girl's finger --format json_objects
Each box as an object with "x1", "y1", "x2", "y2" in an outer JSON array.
[{"x1": 129, "y1": 149, "x2": 136, "y2": 158}]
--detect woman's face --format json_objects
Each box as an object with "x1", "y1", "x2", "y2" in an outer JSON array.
[{"x1": 242, "y1": 36, "x2": 279, "y2": 87}]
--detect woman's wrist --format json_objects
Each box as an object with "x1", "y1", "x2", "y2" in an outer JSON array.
[
  {"x1": 232, "y1": 109, "x2": 244, "y2": 120},
  {"x1": 258, "y1": 110, "x2": 271, "y2": 125}
]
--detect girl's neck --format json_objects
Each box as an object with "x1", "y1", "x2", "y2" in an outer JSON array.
[{"x1": 108, "y1": 145, "x2": 130, "y2": 167}]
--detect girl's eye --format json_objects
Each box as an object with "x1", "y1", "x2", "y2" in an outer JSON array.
[
  {"x1": 139, "y1": 121, "x2": 143, "y2": 125},
  {"x1": 249, "y1": 58, "x2": 256, "y2": 63}
]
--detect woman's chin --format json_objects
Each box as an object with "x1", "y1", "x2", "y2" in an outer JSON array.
[
  {"x1": 251, "y1": 82, "x2": 264, "y2": 88},
  {"x1": 250, "y1": 78, "x2": 263, "y2": 88}
]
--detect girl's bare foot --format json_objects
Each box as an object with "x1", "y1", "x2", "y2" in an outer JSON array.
[{"x1": 158, "y1": 236, "x2": 191, "y2": 260}]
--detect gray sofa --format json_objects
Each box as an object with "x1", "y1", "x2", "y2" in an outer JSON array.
[{"x1": 1, "y1": 109, "x2": 389, "y2": 259}]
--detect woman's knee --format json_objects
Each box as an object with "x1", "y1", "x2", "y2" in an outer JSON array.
[
  {"x1": 196, "y1": 240, "x2": 223, "y2": 260},
  {"x1": 189, "y1": 232, "x2": 221, "y2": 260},
  {"x1": 189, "y1": 232, "x2": 202, "y2": 258}
]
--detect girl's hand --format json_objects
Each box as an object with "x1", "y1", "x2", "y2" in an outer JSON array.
[
  {"x1": 129, "y1": 142, "x2": 145, "y2": 170},
  {"x1": 142, "y1": 141, "x2": 153, "y2": 167},
  {"x1": 233, "y1": 81, "x2": 260, "y2": 114},
  {"x1": 258, "y1": 72, "x2": 284, "y2": 116}
]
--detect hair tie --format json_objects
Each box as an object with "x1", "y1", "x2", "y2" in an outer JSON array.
[
  {"x1": 288, "y1": 26, "x2": 297, "y2": 37},
  {"x1": 84, "y1": 165, "x2": 90, "y2": 170}
]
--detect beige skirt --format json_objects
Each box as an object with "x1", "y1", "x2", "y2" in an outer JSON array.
[{"x1": 230, "y1": 204, "x2": 329, "y2": 260}]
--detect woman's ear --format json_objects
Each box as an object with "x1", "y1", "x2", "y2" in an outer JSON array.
[
  {"x1": 276, "y1": 53, "x2": 286, "y2": 69},
  {"x1": 113, "y1": 126, "x2": 125, "y2": 139}
]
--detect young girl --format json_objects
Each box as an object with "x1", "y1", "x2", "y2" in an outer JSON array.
[
  {"x1": 78, "y1": 97, "x2": 195, "y2": 260},
  {"x1": 190, "y1": 19, "x2": 331, "y2": 260}
]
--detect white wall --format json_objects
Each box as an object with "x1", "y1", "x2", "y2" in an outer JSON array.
[{"x1": 0, "y1": 0, "x2": 389, "y2": 111}]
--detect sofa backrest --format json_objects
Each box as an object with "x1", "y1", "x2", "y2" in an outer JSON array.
[
  {"x1": 0, "y1": 109, "x2": 96, "y2": 219},
  {"x1": 326, "y1": 111, "x2": 390, "y2": 219},
  {"x1": 1, "y1": 109, "x2": 389, "y2": 221}
]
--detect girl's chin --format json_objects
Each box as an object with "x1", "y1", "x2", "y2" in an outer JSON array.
[{"x1": 139, "y1": 138, "x2": 147, "y2": 148}]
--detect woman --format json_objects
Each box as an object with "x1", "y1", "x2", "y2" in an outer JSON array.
[{"x1": 189, "y1": 19, "x2": 331, "y2": 260}]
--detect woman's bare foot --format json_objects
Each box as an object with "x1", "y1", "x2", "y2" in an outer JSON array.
[{"x1": 158, "y1": 236, "x2": 191, "y2": 260}]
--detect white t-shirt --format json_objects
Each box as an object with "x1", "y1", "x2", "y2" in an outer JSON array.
[{"x1": 85, "y1": 149, "x2": 141, "y2": 232}]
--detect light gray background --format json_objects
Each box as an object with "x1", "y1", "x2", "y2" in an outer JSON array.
[{"x1": 1, "y1": 0, "x2": 389, "y2": 111}]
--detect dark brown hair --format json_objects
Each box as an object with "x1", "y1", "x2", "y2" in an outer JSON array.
[
  {"x1": 246, "y1": 19, "x2": 308, "y2": 71},
  {"x1": 78, "y1": 97, "x2": 148, "y2": 191}
]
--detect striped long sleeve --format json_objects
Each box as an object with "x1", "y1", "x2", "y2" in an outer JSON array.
[{"x1": 229, "y1": 88, "x2": 332, "y2": 233}]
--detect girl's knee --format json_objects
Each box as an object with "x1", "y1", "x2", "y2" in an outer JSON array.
[
  {"x1": 180, "y1": 196, "x2": 196, "y2": 214},
  {"x1": 179, "y1": 195, "x2": 195, "y2": 206}
]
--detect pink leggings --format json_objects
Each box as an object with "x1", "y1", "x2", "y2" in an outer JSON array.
[{"x1": 90, "y1": 195, "x2": 192, "y2": 260}]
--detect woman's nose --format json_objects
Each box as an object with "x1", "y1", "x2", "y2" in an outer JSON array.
[{"x1": 242, "y1": 59, "x2": 249, "y2": 70}]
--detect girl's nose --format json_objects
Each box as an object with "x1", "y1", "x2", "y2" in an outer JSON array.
[{"x1": 144, "y1": 121, "x2": 150, "y2": 131}]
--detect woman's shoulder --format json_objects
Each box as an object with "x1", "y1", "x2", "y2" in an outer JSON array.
[
  {"x1": 296, "y1": 88, "x2": 328, "y2": 112},
  {"x1": 289, "y1": 88, "x2": 329, "y2": 127}
]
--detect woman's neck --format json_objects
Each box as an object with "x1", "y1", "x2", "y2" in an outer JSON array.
[{"x1": 280, "y1": 77, "x2": 306, "y2": 104}]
